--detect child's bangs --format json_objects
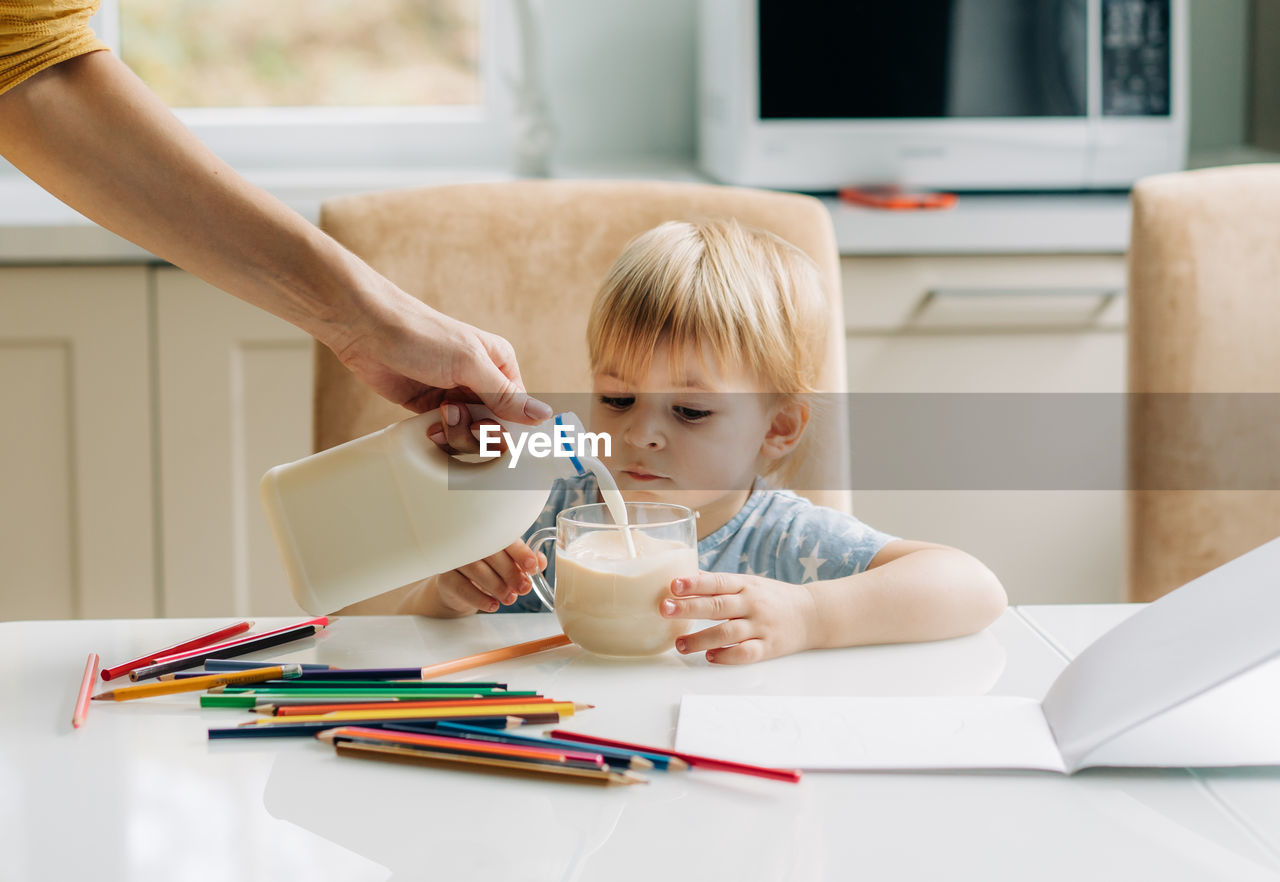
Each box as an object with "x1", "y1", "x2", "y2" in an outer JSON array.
[{"x1": 591, "y1": 280, "x2": 744, "y2": 386}]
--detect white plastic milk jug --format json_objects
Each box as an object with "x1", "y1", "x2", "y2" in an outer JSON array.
[{"x1": 260, "y1": 408, "x2": 591, "y2": 614}]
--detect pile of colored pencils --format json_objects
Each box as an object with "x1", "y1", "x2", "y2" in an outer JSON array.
[{"x1": 72, "y1": 621, "x2": 802, "y2": 787}]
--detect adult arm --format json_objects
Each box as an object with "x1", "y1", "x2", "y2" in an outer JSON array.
[{"x1": 0, "y1": 51, "x2": 549, "y2": 422}]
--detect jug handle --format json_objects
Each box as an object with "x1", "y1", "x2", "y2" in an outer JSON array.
[
  {"x1": 525, "y1": 527, "x2": 557, "y2": 612},
  {"x1": 396, "y1": 403, "x2": 507, "y2": 473}
]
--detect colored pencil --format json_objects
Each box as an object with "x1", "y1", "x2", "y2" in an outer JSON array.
[
  {"x1": 72, "y1": 652, "x2": 100, "y2": 728},
  {"x1": 329, "y1": 740, "x2": 645, "y2": 786},
  {"x1": 293, "y1": 669, "x2": 513, "y2": 683},
  {"x1": 129, "y1": 624, "x2": 323, "y2": 680},
  {"x1": 101, "y1": 620, "x2": 253, "y2": 681},
  {"x1": 319, "y1": 726, "x2": 606, "y2": 766},
  {"x1": 203, "y1": 659, "x2": 333, "y2": 672},
  {"x1": 209, "y1": 680, "x2": 527, "y2": 692},
  {"x1": 207, "y1": 716, "x2": 529, "y2": 739},
  {"x1": 416, "y1": 632, "x2": 573, "y2": 680},
  {"x1": 417, "y1": 722, "x2": 658, "y2": 771},
  {"x1": 94, "y1": 664, "x2": 303, "y2": 702},
  {"x1": 151, "y1": 617, "x2": 329, "y2": 663},
  {"x1": 240, "y1": 701, "x2": 584, "y2": 725},
  {"x1": 213, "y1": 688, "x2": 529, "y2": 700},
  {"x1": 267, "y1": 697, "x2": 559, "y2": 716},
  {"x1": 203, "y1": 660, "x2": 506, "y2": 688},
  {"x1": 202, "y1": 694, "x2": 414, "y2": 709},
  {"x1": 549, "y1": 730, "x2": 802, "y2": 783}
]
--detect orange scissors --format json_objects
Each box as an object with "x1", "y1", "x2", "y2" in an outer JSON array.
[{"x1": 838, "y1": 186, "x2": 958, "y2": 211}]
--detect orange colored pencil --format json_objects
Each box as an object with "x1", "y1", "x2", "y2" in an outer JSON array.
[
  {"x1": 417, "y1": 633, "x2": 572, "y2": 680},
  {"x1": 72, "y1": 652, "x2": 99, "y2": 728},
  {"x1": 270, "y1": 697, "x2": 557, "y2": 716},
  {"x1": 241, "y1": 701, "x2": 585, "y2": 726}
]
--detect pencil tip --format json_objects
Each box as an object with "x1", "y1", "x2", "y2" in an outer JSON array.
[
  {"x1": 316, "y1": 730, "x2": 336, "y2": 744},
  {"x1": 631, "y1": 757, "x2": 655, "y2": 770},
  {"x1": 667, "y1": 757, "x2": 690, "y2": 771},
  {"x1": 90, "y1": 694, "x2": 109, "y2": 701}
]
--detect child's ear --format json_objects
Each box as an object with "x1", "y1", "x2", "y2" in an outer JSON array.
[{"x1": 760, "y1": 398, "x2": 810, "y2": 462}]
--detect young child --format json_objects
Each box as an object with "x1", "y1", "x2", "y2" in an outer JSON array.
[{"x1": 360, "y1": 218, "x2": 1007, "y2": 664}]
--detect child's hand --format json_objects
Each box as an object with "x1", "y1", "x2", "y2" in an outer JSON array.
[
  {"x1": 658, "y1": 573, "x2": 821, "y2": 664},
  {"x1": 427, "y1": 540, "x2": 546, "y2": 615}
]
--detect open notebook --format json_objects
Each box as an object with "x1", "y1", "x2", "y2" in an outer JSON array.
[{"x1": 675, "y1": 537, "x2": 1280, "y2": 774}]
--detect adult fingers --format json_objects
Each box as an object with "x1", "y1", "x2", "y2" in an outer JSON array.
[
  {"x1": 441, "y1": 400, "x2": 478, "y2": 453},
  {"x1": 459, "y1": 333, "x2": 551, "y2": 425},
  {"x1": 675, "y1": 619, "x2": 755, "y2": 655}
]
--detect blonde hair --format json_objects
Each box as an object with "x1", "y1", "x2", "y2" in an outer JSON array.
[{"x1": 587, "y1": 218, "x2": 828, "y2": 477}]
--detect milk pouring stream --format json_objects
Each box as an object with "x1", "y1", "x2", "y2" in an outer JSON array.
[{"x1": 260, "y1": 409, "x2": 627, "y2": 614}]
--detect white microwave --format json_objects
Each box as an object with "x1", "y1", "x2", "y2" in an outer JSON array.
[{"x1": 698, "y1": 0, "x2": 1188, "y2": 191}]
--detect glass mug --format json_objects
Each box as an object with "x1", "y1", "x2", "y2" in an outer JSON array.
[{"x1": 526, "y1": 502, "x2": 699, "y2": 657}]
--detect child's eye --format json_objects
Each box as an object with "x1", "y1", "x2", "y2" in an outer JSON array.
[
  {"x1": 599, "y1": 395, "x2": 634, "y2": 411},
  {"x1": 673, "y1": 405, "x2": 712, "y2": 423}
]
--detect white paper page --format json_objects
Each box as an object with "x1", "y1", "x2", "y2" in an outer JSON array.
[
  {"x1": 675, "y1": 695, "x2": 1067, "y2": 772},
  {"x1": 1079, "y1": 654, "x2": 1280, "y2": 769},
  {"x1": 1040, "y1": 536, "x2": 1280, "y2": 772}
]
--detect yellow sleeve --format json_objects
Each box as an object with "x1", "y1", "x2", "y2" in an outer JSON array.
[{"x1": 0, "y1": 0, "x2": 110, "y2": 95}]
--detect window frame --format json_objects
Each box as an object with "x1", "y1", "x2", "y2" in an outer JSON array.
[{"x1": 91, "y1": 0, "x2": 515, "y2": 170}]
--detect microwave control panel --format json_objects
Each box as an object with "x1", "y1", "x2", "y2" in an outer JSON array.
[{"x1": 1102, "y1": 0, "x2": 1171, "y2": 116}]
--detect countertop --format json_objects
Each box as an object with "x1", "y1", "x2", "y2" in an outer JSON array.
[{"x1": 0, "y1": 160, "x2": 1134, "y2": 263}]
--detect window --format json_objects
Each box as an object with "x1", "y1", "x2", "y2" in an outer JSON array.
[{"x1": 92, "y1": 0, "x2": 515, "y2": 170}]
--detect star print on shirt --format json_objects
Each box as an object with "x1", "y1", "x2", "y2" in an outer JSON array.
[{"x1": 797, "y1": 543, "x2": 827, "y2": 583}]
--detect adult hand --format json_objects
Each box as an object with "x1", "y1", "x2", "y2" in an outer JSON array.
[
  {"x1": 331, "y1": 297, "x2": 551, "y2": 426},
  {"x1": 659, "y1": 572, "x2": 822, "y2": 664}
]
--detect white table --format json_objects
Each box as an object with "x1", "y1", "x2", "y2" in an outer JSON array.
[{"x1": 3, "y1": 609, "x2": 1278, "y2": 882}]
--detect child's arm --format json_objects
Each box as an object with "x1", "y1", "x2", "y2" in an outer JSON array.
[
  {"x1": 659, "y1": 540, "x2": 1007, "y2": 664},
  {"x1": 335, "y1": 541, "x2": 545, "y2": 617}
]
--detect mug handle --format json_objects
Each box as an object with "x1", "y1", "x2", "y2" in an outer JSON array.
[{"x1": 525, "y1": 527, "x2": 558, "y2": 612}]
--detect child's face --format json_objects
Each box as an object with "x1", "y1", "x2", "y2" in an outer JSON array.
[{"x1": 590, "y1": 342, "x2": 801, "y2": 537}]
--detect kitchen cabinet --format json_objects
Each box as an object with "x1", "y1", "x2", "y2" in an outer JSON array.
[
  {"x1": 153, "y1": 268, "x2": 312, "y2": 617},
  {"x1": 842, "y1": 254, "x2": 1129, "y2": 604},
  {"x1": 0, "y1": 266, "x2": 155, "y2": 620}
]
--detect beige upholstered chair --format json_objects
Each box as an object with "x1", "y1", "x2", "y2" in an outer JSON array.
[
  {"x1": 316, "y1": 179, "x2": 851, "y2": 514},
  {"x1": 1127, "y1": 164, "x2": 1280, "y2": 600}
]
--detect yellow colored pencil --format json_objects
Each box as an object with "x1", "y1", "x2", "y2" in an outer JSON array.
[
  {"x1": 92, "y1": 664, "x2": 303, "y2": 702},
  {"x1": 240, "y1": 701, "x2": 587, "y2": 726}
]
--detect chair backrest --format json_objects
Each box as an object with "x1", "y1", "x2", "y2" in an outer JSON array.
[
  {"x1": 1127, "y1": 164, "x2": 1280, "y2": 600},
  {"x1": 316, "y1": 179, "x2": 851, "y2": 513}
]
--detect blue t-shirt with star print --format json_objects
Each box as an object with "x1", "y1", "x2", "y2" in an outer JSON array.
[{"x1": 499, "y1": 473, "x2": 898, "y2": 612}]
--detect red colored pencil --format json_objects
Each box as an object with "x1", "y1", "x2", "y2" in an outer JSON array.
[
  {"x1": 549, "y1": 730, "x2": 802, "y2": 783},
  {"x1": 72, "y1": 652, "x2": 99, "y2": 728},
  {"x1": 270, "y1": 697, "x2": 556, "y2": 716},
  {"x1": 101, "y1": 620, "x2": 253, "y2": 680}
]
